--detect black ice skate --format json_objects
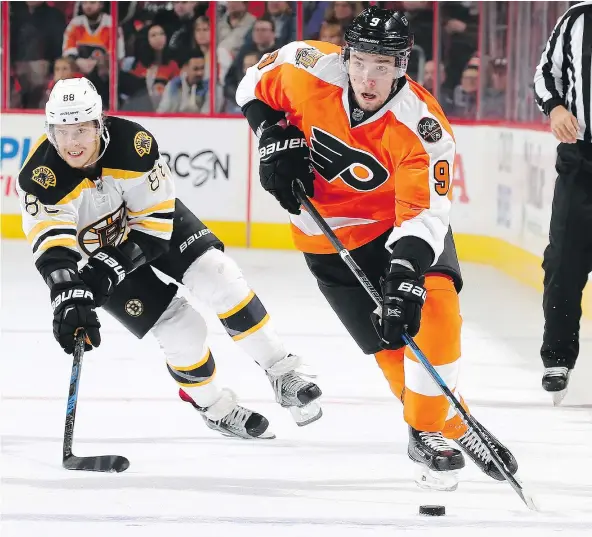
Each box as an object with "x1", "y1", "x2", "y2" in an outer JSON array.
[
  {"x1": 266, "y1": 354, "x2": 323, "y2": 426},
  {"x1": 456, "y1": 420, "x2": 518, "y2": 481},
  {"x1": 408, "y1": 426, "x2": 465, "y2": 491},
  {"x1": 542, "y1": 366, "x2": 571, "y2": 406},
  {"x1": 179, "y1": 388, "x2": 275, "y2": 439}
]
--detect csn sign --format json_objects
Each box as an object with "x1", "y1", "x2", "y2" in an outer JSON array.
[{"x1": 162, "y1": 150, "x2": 229, "y2": 187}]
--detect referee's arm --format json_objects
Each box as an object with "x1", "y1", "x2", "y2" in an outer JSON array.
[{"x1": 533, "y1": 12, "x2": 581, "y2": 143}]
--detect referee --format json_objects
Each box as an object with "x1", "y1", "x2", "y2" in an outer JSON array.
[{"x1": 533, "y1": 1, "x2": 592, "y2": 405}]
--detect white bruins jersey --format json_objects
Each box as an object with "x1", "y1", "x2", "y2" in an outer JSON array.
[{"x1": 17, "y1": 117, "x2": 175, "y2": 271}]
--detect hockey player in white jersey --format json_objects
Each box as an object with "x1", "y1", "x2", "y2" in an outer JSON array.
[{"x1": 17, "y1": 77, "x2": 322, "y2": 439}]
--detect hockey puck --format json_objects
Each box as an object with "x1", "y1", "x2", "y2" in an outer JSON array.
[{"x1": 419, "y1": 505, "x2": 445, "y2": 516}]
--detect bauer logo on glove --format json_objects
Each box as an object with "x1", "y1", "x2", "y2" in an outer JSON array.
[
  {"x1": 51, "y1": 289, "x2": 94, "y2": 310},
  {"x1": 257, "y1": 124, "x2": 315, "y2": 214},
  {"x1": 259, "y1": 137, "x2": 309, "y2": 160},
  {"x1": 94, "y1": 251, "x2": 126, "y2": 284},
  {"x1": 378, "y1": 263, "x2": 427, "y2": 350},
  {"x1": 398, "y1": 281, "x2": 427, "y2": 301}
]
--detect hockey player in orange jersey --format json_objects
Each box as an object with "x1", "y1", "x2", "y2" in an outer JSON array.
[{"x1": 237, "y1": 6, "x2": 518, "y2": 490}]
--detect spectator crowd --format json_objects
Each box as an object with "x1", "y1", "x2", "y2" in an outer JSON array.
[{"x1": 7, "y1": 1, "x2": 507, "y2": 119}]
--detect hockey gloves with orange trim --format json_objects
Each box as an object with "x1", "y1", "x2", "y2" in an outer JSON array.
[
  {"x1": 49, "y1": 269, "x2": 101, "y2": 354},
  {"x1": 258, "y1": 124, "x2": 314, "y2": 214},
  {"x1": 378, "y1": 260, "x2": 427, "y2": 350}
]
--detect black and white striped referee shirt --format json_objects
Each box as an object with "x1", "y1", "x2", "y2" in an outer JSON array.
[{"x1": 534, "y1": 1, "x2": 592, "y2": 143}]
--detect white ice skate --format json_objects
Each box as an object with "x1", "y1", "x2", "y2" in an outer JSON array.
[
  {"x1": 266, "y1": 354, "x2": 323, "y2": 426},
  {"x1": 180, "y1": 388, "x2": 276, "y2": 439}
]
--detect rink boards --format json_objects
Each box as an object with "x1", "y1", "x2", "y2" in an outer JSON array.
[{"x1": 1, "y1": 112, "x2": 589, "y2": 315}]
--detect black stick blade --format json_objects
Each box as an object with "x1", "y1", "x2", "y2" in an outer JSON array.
[{"x1": 63, "y1": 455, "x2": 130, "y2": 473}]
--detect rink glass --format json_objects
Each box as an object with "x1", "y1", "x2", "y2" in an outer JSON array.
[{"x1": 0, "y1": 1, "x2": 568, "y2": 123}]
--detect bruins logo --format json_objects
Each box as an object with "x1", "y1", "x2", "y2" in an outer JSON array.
[
  {"x1": 78, "y1": 204, "x2": 126, "y2": 256},
  {"x1": 134, "y1": 131, "x2": 152, "y2": 157},
  {"x1": 125, "y1": 299, "x2": 144, "y2": 317},
  {"x1": 295, "y1": 48, "x2": 323, "y2": 69},
  {"x1": 31, "y1": 166, "x2": 57, "y2": 189}
]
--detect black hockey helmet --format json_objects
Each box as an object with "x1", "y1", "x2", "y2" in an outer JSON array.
[{"x1": 343, "y1": 6, "x2": 414, "y2": 77}]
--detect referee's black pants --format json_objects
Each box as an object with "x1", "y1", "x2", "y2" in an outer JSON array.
[{"x1": 542, "y1": 141, "x2": 592, "y2": 370}]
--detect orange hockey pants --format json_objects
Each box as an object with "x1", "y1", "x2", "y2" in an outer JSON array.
[{"x1": 374, "y1": 274, "x2": 469, "y2": 439}]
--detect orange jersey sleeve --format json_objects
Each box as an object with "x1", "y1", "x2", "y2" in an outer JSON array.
[{"x1": 236, "y1": 40, "x2": 342, "y2": 115}]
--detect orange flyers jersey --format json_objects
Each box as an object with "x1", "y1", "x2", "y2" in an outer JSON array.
[
  {"x1": 237, "y1": 40, "x2": 455, "y2": 258},
  {"x1": 63, "y1": 14, "x2": 124, "y2": 59}
]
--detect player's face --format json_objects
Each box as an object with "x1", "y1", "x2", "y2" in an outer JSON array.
[
  {"x1": 348, "y1": 51, "x2": 397, "y2": 112},
  {"x1": 54, "y1": 121, "x2": 100, "y2": 168}
]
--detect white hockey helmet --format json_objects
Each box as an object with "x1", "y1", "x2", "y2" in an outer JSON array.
[
  {"x1": 45, "y1": 77, "x2": 110, "y2": 165},
  {"x1": 46, "y1": 77, "x2": 103, "y2": 125}
]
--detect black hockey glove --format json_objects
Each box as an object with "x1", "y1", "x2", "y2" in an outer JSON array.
[
  {"x1": 49, "y1": 269, "x2": 101, "y2": 354},
  {"x1": 258, "y1": 124, "x2": 314, "y2": 214},
  {"x1": 79, "y1": 245, "x2": 133, "y2": 307},
  {"x1": 379, "y1": 260, "x2": 427, "y2": 350}
]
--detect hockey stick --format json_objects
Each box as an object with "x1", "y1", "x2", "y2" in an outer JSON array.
[
  {"x1": 62, "y1": 331, "x2": 130, "y2": 472},
  {"x1": 293, "y1": 180, "x2": 537, "y2": 511}
]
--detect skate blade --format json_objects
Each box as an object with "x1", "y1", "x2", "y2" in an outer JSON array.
[
  {"x1": 213, "y1": 428, "x2": 276, "y2": 440},
  {"x1": 512, "y1": 475, "x2": 540, "y2": 511},
  {"x1": 552, "y1": 388, "x2": 568, "y2": 406},
  {"x1": 414, "y1": 465, "x2": 460, "y2": 492},
  {"x1": 255, "y1": 429, "x2": 277, "y2": 439},
  {"x1": 523, "y1": 488, "x2": 539, "y2": 511},
  {"x1": 290, "y1": 401, "x2": 323, "y2": 426}
]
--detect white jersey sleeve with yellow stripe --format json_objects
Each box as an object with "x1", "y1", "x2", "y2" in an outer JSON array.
[
  {"x1": 104, "y1": 155, "x2": 176, "y2": 242},
  {"x1": 17, "y1": 182, "x2": 80, "y2": 264}
]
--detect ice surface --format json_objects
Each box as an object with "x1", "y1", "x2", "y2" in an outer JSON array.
[{"x1": 1, "y1": 241, "x2": 591, "y2": 537}]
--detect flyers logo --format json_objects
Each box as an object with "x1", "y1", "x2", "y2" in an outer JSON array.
[{"x1": 309, "y1": 127, "x2": 389, "y2": 192}]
